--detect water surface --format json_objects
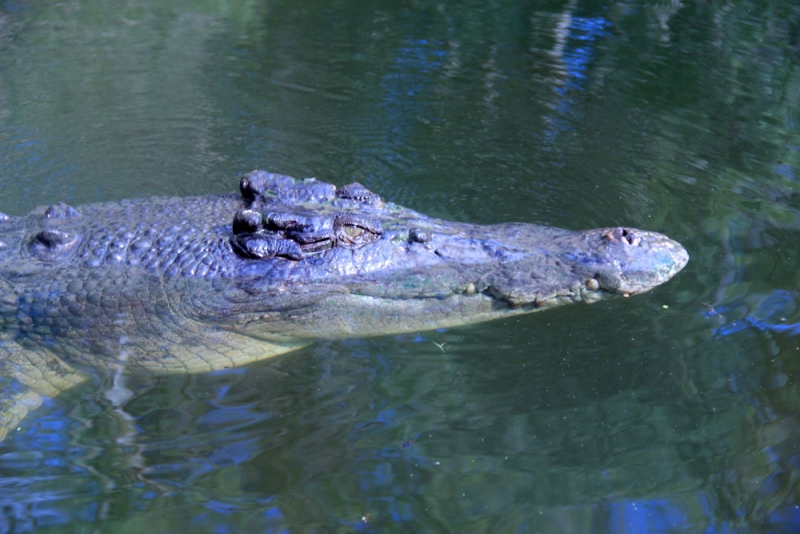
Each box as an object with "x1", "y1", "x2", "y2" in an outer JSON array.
[{"x1": 1, "y1": 0, "x2": 799, "y2": 532}]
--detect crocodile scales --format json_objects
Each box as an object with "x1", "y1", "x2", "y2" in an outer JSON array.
[{"x1": 0, "y1": 171, "x2": 688, "y2": 439}]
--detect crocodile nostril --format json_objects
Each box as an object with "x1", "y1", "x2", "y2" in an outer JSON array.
[
  {"x1": 603, "y1": 228, "x2": 641, "y2": 246},
  {"x1": 622, "y1": 229, "x2": 641, "y2": 246},
  {"x1": 606, "y1": 228, "x2": 641, "y2": 246}
]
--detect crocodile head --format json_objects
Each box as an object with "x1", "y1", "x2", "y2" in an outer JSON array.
[
  {"x1": 0, "y1": 170, "x2": 688, "y2": 349},
  {"x1": 213, "y1": 171, "x2": 689, "y2": 341},
  {"x1": 0, "y1": 170, "x2": 688, "y2": 438}
]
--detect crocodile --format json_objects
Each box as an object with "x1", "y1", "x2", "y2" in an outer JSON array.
[{"x1": 0, "y1": 171, "x2": 688, "y2": 439}]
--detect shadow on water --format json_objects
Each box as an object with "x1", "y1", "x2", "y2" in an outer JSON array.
[{"x1": 1, "y1": 0, "x2": 800, "y2": 532}]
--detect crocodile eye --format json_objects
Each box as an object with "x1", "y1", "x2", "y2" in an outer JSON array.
[
  {"x1": 343, "y1": 224, "x2": 364, "y2": 238},
  {"x1": 334, "y1": 214, "x2": 382, "y2": 247}
]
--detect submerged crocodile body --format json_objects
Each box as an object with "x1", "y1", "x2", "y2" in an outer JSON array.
[{"x1": 0, "y1": 171, "x2": 688, "y2": 439}]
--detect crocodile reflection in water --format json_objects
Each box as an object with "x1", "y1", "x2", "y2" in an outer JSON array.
[{"x1": 0, "y1": 170, "x2": 689, "y2": 439}]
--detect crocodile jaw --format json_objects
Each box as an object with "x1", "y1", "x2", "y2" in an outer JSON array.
[{"x1": 237, "y1": 225, "x2": 688, "y2": 340}]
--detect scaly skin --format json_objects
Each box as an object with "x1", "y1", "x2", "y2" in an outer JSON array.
[{"x1": 0, "y1": 171, "x2": 688, "y2": 439}]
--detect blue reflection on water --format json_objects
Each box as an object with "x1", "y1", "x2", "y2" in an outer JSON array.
[
  {"x1": 542, "y1": 14, "x2": 610, "y2": 146},
  {"x1": 607, "y1": 498, "x2": 692, "y2": 533},
  {"x1": 0, "y1": 404, "x2": 100, "y2": 530},
  {"x1": 764, "y1": 505, "x2": 800, "y2": 533},
  {"x1": 560, "y1": 17, "x2": 610, "y2": 90},
  {"x1": 773, "y1": 163, "x2": 800, "y2": 182},
  {"x1": 709, "y1": 290, "x2": 800, "y2": 338},
  {"x1": 602, "y1": 493, "x2": 800, "y2": 533},
  {"x1": 376, "y1": 38, "x2": 444, "y2": 169}
]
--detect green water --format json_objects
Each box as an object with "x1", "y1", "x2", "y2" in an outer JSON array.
[{"x1": 1, "y1": 0, "x2": 799, "y2": 531}]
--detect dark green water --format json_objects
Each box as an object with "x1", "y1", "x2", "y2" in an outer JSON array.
[{"x1": 1, "y1": 0, "x2": 799, "y2": 532}]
